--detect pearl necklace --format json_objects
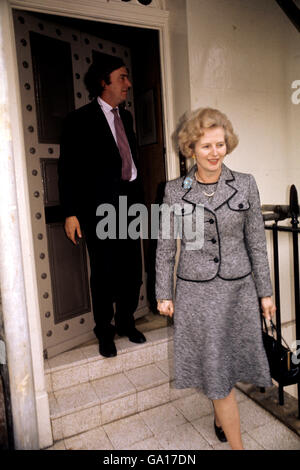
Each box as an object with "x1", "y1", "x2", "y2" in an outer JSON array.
[
  {"x1": 203, "y1": 189, "x2": 215, "y2": 197},
  {"x1": 195, "y1": 172, "x2": 218, "y2": 197}
]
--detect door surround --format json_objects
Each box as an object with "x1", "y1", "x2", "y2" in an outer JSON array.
[{"x1": 5, "y1": 0, "x2": 178, "y2": 448}]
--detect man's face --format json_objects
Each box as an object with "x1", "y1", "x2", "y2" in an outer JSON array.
[{"x1": 101, "y1": 66, "x2": 132, "y2": 107}]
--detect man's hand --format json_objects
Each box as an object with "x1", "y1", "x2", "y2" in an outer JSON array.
[
  {"x1": 157, "y1": 300, "x2": 174, "y2": 318},
  {"x1": 261, "y1": 296, "x2": 276, "y2": 321},
  {"x1": 64, "y1": 216, "x2": 82, "y2": 245}
]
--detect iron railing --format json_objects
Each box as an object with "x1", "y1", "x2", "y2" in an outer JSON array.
[{"x1": 262, "y1": 185, "x2": 300, "y2": 418}]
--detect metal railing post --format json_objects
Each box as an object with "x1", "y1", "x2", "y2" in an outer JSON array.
[
  {"x1": 263, "y1": 186, "x2": 300, "y2": 415},
  {"x1": 290, "y1": 186, "x2": 300, "y2": 418},
  {"x1": 272, "y1": 222, "x2": 284, "y2": 405}
]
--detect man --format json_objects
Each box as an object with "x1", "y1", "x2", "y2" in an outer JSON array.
[{"x1": 58, "y1": 56, "x2": 146, "y2": 357}]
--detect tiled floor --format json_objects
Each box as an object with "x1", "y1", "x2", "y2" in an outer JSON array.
[
  {"x1": 45, "y1": 315, "x2": 300, "y2": 451},
  {"x1": 48, "y1": 386, "x2": 300, "y2": 450}
]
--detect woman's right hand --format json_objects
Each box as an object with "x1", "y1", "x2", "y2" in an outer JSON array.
[{"x1": 157, "y1": 300, "x2": 174, "y2": 318}]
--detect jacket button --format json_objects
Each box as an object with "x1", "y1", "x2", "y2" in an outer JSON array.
[
  {"x1": 209, "y1": 218, "x2": 214, "y2": 224},
  {"x1": 238, "y1": 203, "x2": 244, "y2": 209},
  {"x1": 213, "y1": 257, "x2": 219, "y2": 263},
  {"x1": 211, "y1": 238, "x2": 217, "y2": 244}
]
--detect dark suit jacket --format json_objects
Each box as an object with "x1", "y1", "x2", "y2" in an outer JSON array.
[{"x1": 58, "y1": 98, "x2": 142, "y2": 226}]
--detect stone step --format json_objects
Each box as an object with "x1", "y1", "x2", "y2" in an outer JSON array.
[
  {"x1": 45, "y1": 327, "x2": 196, "y2": 441},
  {"x1": 45, "y1": 327, "x2": 174, "y2": 393}
]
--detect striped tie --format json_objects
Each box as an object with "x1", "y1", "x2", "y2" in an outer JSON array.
[{"x1": 111, "y1": 108, "x2": 132, "y2": 181}]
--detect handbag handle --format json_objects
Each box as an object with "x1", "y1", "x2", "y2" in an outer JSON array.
[{"x1": 262, "y1": 316, "x2": 291, "y2": 352}]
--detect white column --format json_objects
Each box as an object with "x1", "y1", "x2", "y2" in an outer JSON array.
[{"x1": 0, "y1": 0, "x2": 39, "y2": 449}]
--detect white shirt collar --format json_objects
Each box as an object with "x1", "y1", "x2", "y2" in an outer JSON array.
[{"x1": 97, "y1": 96, "x2": 119, "y2": 114}]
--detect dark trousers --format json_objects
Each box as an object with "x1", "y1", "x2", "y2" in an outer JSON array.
[{"x1": 81, "y1": 182, "x2": 143, "y2": 341}]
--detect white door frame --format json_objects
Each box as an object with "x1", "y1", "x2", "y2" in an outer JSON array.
[{"x1": 5, "y1": 0, "x2": 178, "y2": 448}]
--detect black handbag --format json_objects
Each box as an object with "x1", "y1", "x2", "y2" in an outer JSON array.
[{"x1": 262, "y1": 317, "x2": 300, "y2": 386}]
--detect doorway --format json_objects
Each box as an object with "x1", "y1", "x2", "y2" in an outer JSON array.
[{"x1": 13, "y1": 10, "x2": 167, "y2": 358}]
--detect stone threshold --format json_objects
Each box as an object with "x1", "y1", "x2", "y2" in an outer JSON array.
[
  {"x1": 45, "y1": 327, "x2": 187, "y2": 442},
  {"x1": 49, "y1": 362, "x2": 172, "y2": 420},
  {"x1": 48, "y1": 364, "x2": 199, "y2": 443},
  {"x1": 45, "y1": 327, "x2": 174, "y2": 392}
]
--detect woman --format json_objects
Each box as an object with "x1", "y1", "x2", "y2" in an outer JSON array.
[{"x1": 156, "y1": 108, "x2": 276, "y2": 450}]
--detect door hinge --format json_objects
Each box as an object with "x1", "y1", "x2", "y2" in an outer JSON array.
[{"x1": 0, "y1": 339, "x2": 6, "y2": 365}]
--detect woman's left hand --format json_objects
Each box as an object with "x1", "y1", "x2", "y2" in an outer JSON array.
[{"x1": 260, "y1": 296, "x2": 276, "y2": 321}]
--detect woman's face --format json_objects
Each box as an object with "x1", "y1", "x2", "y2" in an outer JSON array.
[{"x1": 194, "y1": 126, "x2": 227, "y2": 178}]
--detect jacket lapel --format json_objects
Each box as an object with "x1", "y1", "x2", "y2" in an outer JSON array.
[
  {"x1": 90, "y1": 99, "x2": 120, "y2": 155},
  {"x1": 181, "y1": 165, "x2": 207, "y2": 207},
  {"x1": 181, "y1": 164, "x2": 237, "y2": 212},
  {"x1": 210, "y1": 164, "x2": 237, "y2": 211}
]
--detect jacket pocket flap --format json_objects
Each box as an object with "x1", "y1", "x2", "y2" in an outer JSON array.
[{"x1": 227, "y1": 199, "x2": 250, "y2": 211}]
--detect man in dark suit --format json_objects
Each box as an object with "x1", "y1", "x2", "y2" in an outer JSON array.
[{"x1": 58, "y1": 56, "x2": 146, "y2": 357}]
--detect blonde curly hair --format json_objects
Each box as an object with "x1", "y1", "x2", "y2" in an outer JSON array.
[{"x1": 178, "y1": 108, "x2": 239, "y2": 158}]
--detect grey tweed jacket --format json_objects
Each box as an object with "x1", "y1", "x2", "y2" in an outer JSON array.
[{"x1": 155, "y1": 163, "x2": 273, "y2": 300}]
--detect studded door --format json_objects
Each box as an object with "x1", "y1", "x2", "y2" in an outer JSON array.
[{"x1": 13, "y1": 10, "x2": 148, "y2": 358}]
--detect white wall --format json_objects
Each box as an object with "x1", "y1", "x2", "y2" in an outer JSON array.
[
  {"x1": 285, "y1": 21, "x2": 300, "y2": 195},
  {"x1": 186, "y1": 0, "x2": 300, "y2": 204},
  {"x1": 167, "y1": 0, "x2": 300, "y2": 398}
]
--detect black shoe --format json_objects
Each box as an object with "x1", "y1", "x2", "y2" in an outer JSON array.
[
  {"x1": 99, "y1": 338, "x2": 117, "y2": 358},
  {"x1": 128, "y1": 328, "x2": 146, "y2": 344},
  {"x1": 117, "y1": 327, "x2": 146, "y2": 344},
  {"x1": 214, "y1": 420, "x2": 227, "y2": 443}
]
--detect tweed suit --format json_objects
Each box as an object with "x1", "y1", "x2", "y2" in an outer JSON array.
[{"x1": 155, "y1": 163, "x2": 273, "y2": 399}]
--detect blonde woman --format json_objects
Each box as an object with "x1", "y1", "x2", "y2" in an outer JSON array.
[{"x1": 156, "y1": 108, "x2": 275, "y2": 450}]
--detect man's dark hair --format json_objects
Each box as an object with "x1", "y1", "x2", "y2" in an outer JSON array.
[{"x1": 84, "y1": 55, "x2": 126, "y2": 100}]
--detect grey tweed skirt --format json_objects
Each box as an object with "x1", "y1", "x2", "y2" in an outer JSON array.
[{"x1": 173, "y1": 274, "x2": 272, "y2": 400}]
